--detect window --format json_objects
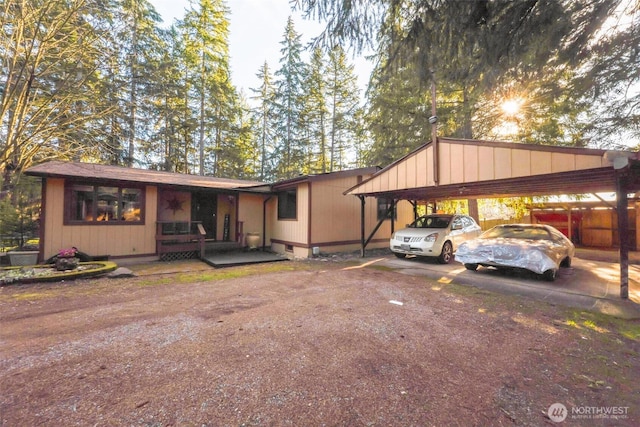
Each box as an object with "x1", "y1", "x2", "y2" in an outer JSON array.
[
  {"x1": 377, "y1": 198, "x2": 396, "y2": 221},
  {"x1": 277, "y1": 189, "x2": 297, "y2": 220},
  {"x1": 66, "y1": 182, "x2": 143, "y2": 223}
]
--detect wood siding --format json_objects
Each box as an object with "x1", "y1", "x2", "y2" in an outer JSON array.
[
  {"x1": 43, "y1": 178, "x2": 157, "y2": 259},
  {"x1": 272, "y1": 183, "x2": 310, "y2": 246},
  {"x1": 237, "y1": 193, "x2": 271, "y2": 245},
  {"x1": 270, "y1": 174, "x2": 413, "y2": 257},
  {"x1": 354, "y1": 140, "x2": 610, "y2": 195}
]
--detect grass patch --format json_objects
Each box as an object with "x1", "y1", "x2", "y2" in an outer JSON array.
[
  {"x1": 563, "y1": 309, "x2": 640, "y2": 342},
  {"x1": 133, "y1": 260, "x2": 311, "y2": 287}
]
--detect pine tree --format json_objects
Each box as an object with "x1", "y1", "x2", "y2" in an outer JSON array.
[
  {"x1": 180, "y1": 0, "x2": 235, "y2": 176},
  {"x1": 251, "y1": 62, "x2": 278, "y2": 181},
  {"x1": 302, "y1": 46, "x2": 329, "y2": 174},
  {"x1": 325, "y1": 44, "x2": 362, "y2": 171},
  {"x1": 273, "y1": 17, "x2": 308, "y2": 180}
]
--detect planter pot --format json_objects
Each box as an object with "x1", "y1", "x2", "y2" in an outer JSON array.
[
  {"x1": 246, "y1": 233, "x2": 261, "y2": 250},
  {"x1": 8, "y1": 251, "x2": 39, "y2": 266}
]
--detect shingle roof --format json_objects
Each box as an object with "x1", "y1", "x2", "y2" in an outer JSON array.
[{"x1": 25, "y1": 161, "x2": 268, "y2": 191}]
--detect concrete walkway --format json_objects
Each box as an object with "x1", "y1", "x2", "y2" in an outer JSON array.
[
  {"x1": 362, "y1": 249, "x2": 640, "y2": 319},
  {"x1": 202, "y1": 250, "x2": 287, "y2": 267}
]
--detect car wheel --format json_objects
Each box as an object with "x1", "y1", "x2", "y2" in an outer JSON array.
[
  {"x1": 542, "y1": 269, "x2": 557, "y2": 282},
  {"x1": 464, "y1": 263, "x2": 478, "y2": 271},
  {"x1": 393, "y1": 252, "x2": 406, "y2": 259},
  {"x1": 437, "y1": 241, "x2": 453, "y2": 264},
  {"x1": 560, "y1": 257, "x2": 571, "y2": 268}
]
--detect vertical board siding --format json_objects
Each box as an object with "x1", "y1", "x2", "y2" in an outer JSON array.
[
  {"x1": 439, "y1": 142, "x2": 451, "y2": 184},
  {"x1": 551, "y1": 152, "x2": 576, "y2": 173},
  {"x1": 494, "y1": 148, "x2": 512, "y2": 179},
  {"x1": 310, "y1": 176, "x2": 363, "y2": 244},
  {"x1": 417, "y1": 149, "x2": 428, "y2": 187},
  {"x1": 576, "y1": 154, "x2": 605, "y2": 169},
  {"x1": 478, "y1": 146, "x2": 495, "y2": 181},
  {"x1": 43, "y1": 180, "x2": 157, "y2": 259},
  {"x1": 389, "y1": 163, "x2": 398, "y2": 191},
  {"x1": 449, "y1": 144, "x2": 464, "y2": 183},
  {"x1": 348, "y1": 140, "x2": 611, "y2": 197},
  {"x1": 531, "y1": 151, "x2": 552, "y2": 175},
  {"x1": 272, "y1": 184, "x2": 309, "y2": 245},
  {"x1": 426, "y1": 146, "x2": 434, "y2": 186},
  {"x1": 397, "y1": 161, "x2": 407, "y2": 189},
  {"x1": 406, "y1": 154, "x2": 417, "y2": 188},
  {"x1": 463, "y1": 145, "x2": 479, "y2": 183},
  {"x1": 512, "y1": 149, "x2": 531, "y2": 178},
  {"x1": 238, "y1": 193, "x2": 269, "y2": 242}
]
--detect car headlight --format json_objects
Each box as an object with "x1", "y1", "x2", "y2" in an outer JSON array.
[{"x1": 424, "y1": 233, "x2": 438, "y2": 243}]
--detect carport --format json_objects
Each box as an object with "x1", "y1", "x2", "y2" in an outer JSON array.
[{"x1": 345, "y1": 137, "x2": 640, "y2": 299}]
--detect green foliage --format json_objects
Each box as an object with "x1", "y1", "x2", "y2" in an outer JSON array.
[
  {"x1": 0, "y1": 174, "x2": 40, "y2": 249},
  {"x1": 298, "y1": 0, "x2": 639, "y2": 155}
]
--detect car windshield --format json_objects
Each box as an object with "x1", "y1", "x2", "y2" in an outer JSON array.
[
  {"x1": 409, "y1": 216, "x2": 451, "y2": 229},
  {"x1": 481, "y1": 226, "x2": 551, "y2": 240}
]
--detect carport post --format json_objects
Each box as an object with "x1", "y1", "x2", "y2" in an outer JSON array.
[
  {"x1": 617, "y1": 172, "x2": 629, "y2": 299},
  {"x1": 359, "y1": 195, "x2": 366, "y2": 257}
]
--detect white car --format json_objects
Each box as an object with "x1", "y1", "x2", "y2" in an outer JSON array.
[
  {"x1": 454, "y1": 224, "x2": 575, "y2": 281},
  {"x1": 390, "y1": 214, "x2": 482, "y2": 264}
]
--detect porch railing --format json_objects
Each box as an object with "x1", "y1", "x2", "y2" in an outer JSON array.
[{"x1": 156, "y1": 221, "x2": 206, "y2": 259}]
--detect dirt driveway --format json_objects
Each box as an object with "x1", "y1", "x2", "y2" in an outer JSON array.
[{"x1": 1, "y1": 259, "x2": 639, "y2": 426}]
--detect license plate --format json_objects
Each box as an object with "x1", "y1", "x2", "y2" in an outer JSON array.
[{"x1": 401, "y1": 244, "x2": 410, "y2": 251}]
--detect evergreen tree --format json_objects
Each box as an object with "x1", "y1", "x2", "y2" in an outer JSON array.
[
  {"x1": 112, "y1": 0, "x2": 164, "y2": 166},
  {"x1": 251, "y1": 62, "x2": 278, "y2": 181},
  {"x1": 180, "y1": 0, "x2": 235, "y2": 176},
  {"x1": 273, "y1": 17, "x2": 308, "y2": 180},
  {"x1": 0, "y1": 0, "x2": 114, "y2": 180},
  {"x1": 302, "y1": 46, "x2": 329, "y2": 174},
  {"x1": 325, "y1": 44, "x2": 362, "y2": 171},
  {"x1": 297, "y1": 0, "x2": 639, "y2": 150}
]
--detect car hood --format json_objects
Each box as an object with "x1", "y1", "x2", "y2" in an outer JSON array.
[{"x1": 394, "y1": 227, "x2": 447, "y2": 237}]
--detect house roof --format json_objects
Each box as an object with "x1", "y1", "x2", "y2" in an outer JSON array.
[
  {"x1": 344, "y1": 137, "x2": 640, "y2": 200},
  {"x1": 25, "y1": 161, "x2": 269, "y2": 192},
  {"x1": 271, "y1": 167, "x2": 381, "y2": 190}
]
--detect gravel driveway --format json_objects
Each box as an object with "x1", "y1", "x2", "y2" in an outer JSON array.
[{"x1": 1, "y1": 259, "x2": 638, "y2": 426}]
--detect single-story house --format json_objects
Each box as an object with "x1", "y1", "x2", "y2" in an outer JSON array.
[{"x1": 25, "y1": 162, "x2": 414, "y2": 262}]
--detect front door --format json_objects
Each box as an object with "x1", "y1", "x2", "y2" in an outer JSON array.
[{"x1": 191, "y1": 192, "x2": 217, "y2": 239}]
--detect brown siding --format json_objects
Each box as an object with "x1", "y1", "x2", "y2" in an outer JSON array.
[
  {"x1": 43, "y1": 179, "x2": 157, "y2": 259},
  {"x1": 349, "y1": 140, "x2": 613, "y2": 196},
  {"x1": 272, "y1": 183, "x2": 309, "y2": 246},
  {"x1": 238, "y1": 193, "x2": 270, "y2": 245}
]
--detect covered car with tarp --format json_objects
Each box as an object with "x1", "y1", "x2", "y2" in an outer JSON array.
[{"x1": 454, "y1": 224, "x2": 575, "y2": 281}]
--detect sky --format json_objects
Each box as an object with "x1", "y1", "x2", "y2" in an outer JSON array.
[{"x1": 149, "y1": 0, "x2": 372, "y2": 98}]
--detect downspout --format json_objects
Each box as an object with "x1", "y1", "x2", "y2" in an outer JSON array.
[
  {"x1": 359, "y1": 195, "x2": 365, "y2": 257},
  {"x1": 262, "y1": 196, "x2": 272, "y2": 251},
  {"x1": 38, "y1": 177, "x2": 47, "y2": 263}
]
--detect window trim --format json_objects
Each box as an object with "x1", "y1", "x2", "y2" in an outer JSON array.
[
  {"x1": 277, "y1": 188, "x2": 298, "y2": 220},
  {"x1": 63, "y1": 180, "x2": 146, "y2": 225}
]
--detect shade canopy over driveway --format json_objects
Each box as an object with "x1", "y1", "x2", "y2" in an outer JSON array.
[
  {"x1": 345, "y1": 137, "x2": 640, "y2": 299},
  {"x1": 345, "y1": 138, "x2": 638, "y2": 201}
]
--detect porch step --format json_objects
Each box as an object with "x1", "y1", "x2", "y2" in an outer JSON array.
[{"x1": 204, "y1": 241, "x2": 242, "y2": 254}]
